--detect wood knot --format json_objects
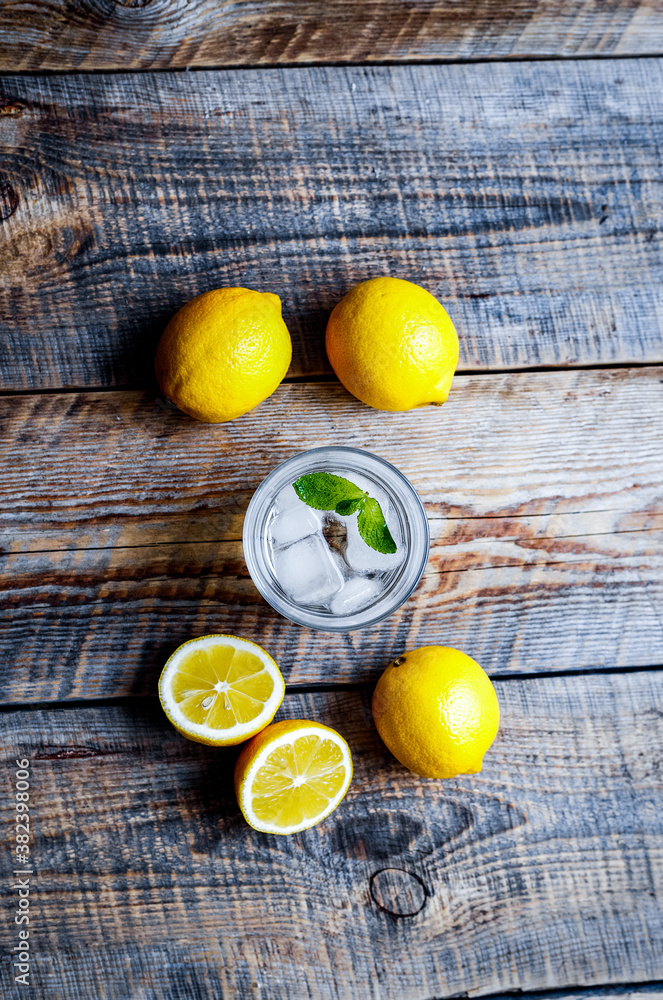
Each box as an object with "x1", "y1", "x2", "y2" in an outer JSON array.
[
  {"x1": 0, "y1": 181, "x2": 18, "y2": 221},
  {"x1": 370, "y1": 868, "x2": 427, "y2": 917},
  {"x1": 115, "y1": 0, "x2": 153, "y2": 7},
  {"x1": 0, "y1": 100, "x2": 24, "y2": 117}
]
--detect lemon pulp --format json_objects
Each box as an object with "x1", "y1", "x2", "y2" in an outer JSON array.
[
  {"x1": 235, "y1": 720, "x2": 353, "y2": 833},
  {"x1": 250, "y1": 733, "x2": 347, "y2": 828},
  {"x1": 159, "y1": 634, "x2": 285, "y2": 746},
  {"x1": 171, "y1": 645, "x2": 276, "y2": 729}
]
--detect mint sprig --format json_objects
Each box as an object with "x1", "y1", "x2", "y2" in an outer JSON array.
[
  {"x1": 293, "y1": 472, "x2": 364, "y2": 512},
  {"x1": 357, "y1": 497, "x2": 397, "y2": 554},
  {"x1": 293, "y1": 472, "x2": 397, "y2": 555}
]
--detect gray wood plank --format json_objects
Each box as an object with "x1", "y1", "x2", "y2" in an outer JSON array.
[
  {"x1": 0, "y1": 59, "x2": 662, "y2": 389},
  {"x1": 1, "y1": 1, "x2": 661, "y2": 72},
  {"x1": 1, "y1": 368, "x2": 661, "y2": 702},
  {"x1": 1, "y1": 671, "x2": 662, "y2": 998}
]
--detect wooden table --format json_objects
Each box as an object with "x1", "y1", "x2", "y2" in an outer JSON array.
[{"x1": 1, "y1": 4, "x2": 662, "y2": 998}]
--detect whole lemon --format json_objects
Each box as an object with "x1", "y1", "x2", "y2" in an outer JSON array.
[
  {"x1": 155, "y1": 287, "x2": 292, "y2": 422},
  {"x1": 372, "y1": 646, "x2": 499, "y2": 779},
  {"x1": 326, "y1": 277, "x2": 458, "y2": 411}
]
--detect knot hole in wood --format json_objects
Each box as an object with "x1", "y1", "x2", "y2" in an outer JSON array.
[
  {"x1": 0, "y1": 181, "x2": 18, "y2": 222},
  {"x1": 370, "y1": 868, "x2": 428, "y2": 917}
]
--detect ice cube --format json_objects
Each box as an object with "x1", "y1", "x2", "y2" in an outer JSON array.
[
  {"x1": 340, "y1": 473, "x2": 390, "y2": 512},
  {"x1": 269, "y1": 505, "x2": 321, "y2": 547},
  {"x1": 344, "y1": 500, "x2": 405, "y2": 575},
  {"x1": 330, "y1": 577, "x2": 383, "y2": 616},
  {"x1": 272, "y1": 534, "x2": 344, "y2": 606},
  {"x1": 273, "y1": 482, "x2": 303, "y2": 514}
]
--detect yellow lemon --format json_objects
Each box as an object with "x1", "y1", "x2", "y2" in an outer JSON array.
[
  {"x1": 372, "y1": 646, "x2": 499, "y2": 779},
  {"x1": 234, "y1": 720, "x2": 353, "y2": 834},
  {"x1": 326, "y1": 276, "x2": 458, "y2": 411},
  {"x1": 159, "y1": 634, "x2": 285, "y2": 746},
  {"x1": 155, "y1": 287, "x2": 292, "y2": 422}
]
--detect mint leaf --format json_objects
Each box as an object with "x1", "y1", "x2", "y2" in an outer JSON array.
[
  {"x1": 335, "y1": 497, "x2": 364, "y2": 516},
  {"x1": 357, "y1": 497, "x2": 397, "y2": 554},
  {"x1": 293, "y1": 472, "x2": 365, "y2": 511},
  {"x1": 293, "y1": 471, "x2": 398, "y2": 554}
]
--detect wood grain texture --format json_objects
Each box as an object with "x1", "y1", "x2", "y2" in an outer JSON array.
[
  {"x1": 1, "y1": 59, "x2": 662, "y2": 389},
  {"x1": 1, "y1": 1, "x2": 662, "y2": 72},
  {"x1": 1, "y1": 671, "x2": 662, "y2": 998},
  {"x1": 1, "y1": 368, "x2": 661, "y2": 702}
]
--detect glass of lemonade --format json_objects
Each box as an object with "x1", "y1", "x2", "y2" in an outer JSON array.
[{"x1": 243, "y1": 447, "x2": 429, "y2": 632}]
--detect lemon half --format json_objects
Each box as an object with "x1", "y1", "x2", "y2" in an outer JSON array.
[
  {"x1": 159, "y1": 634, "x2": 285, "y2": 746},
  {"x1": 234, "y1": 720, "x2": 353, "y2": 834}
]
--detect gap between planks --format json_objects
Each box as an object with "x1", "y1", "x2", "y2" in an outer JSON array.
[
  {"x1": 2, "y1": 663, "x2": 663, "y2": 715},
  {"x1": 1, "y1": 359, "x2": 663, "y2": 400},
  {"x1": 5, "y1": 53, "x2": 663, "y2": 75},
  {"x1": 461, "y1": 982, "x2": 663, "y2": 1000}
]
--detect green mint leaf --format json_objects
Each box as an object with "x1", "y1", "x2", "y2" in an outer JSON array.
[
  {"x1": 293, "y1": 471, "x2": 398, "y2": 555},
  {"x1": 357, "y1": 497, "x2": 397, "y2": 554},
  {"x1": 335, "y1": 497, "x2": 364, "y2": 516},
  {"x1": 293, "y1": 472, "x2": 366, "y2": 511}
]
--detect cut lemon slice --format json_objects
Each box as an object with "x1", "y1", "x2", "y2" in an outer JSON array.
[
  {"x1": 234, "y1": 720, "x2": 353, "y2": 834},
  {"x1": 158, "y1": 634, "x2": 285, "y2": 746}
]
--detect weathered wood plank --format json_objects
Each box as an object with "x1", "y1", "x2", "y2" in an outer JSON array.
[
  {"x1": 3, "y1": 532, "x2": 662, "y2": 702},
  {"x1": 1, "y1": 60, "x2": 662, "y2": 389},
  {"x1": 1, "y1": 1, "x2": 662, "y2": 72},
  {"x1": 1, "y1": 671, "x2": 662, "y2": 998},
  {"x1": 7, "y1": 368, "x2": 661, "y2": 552},
  {"x1": 1, "y1": 368, "x2": 661, "y2": 701}
]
